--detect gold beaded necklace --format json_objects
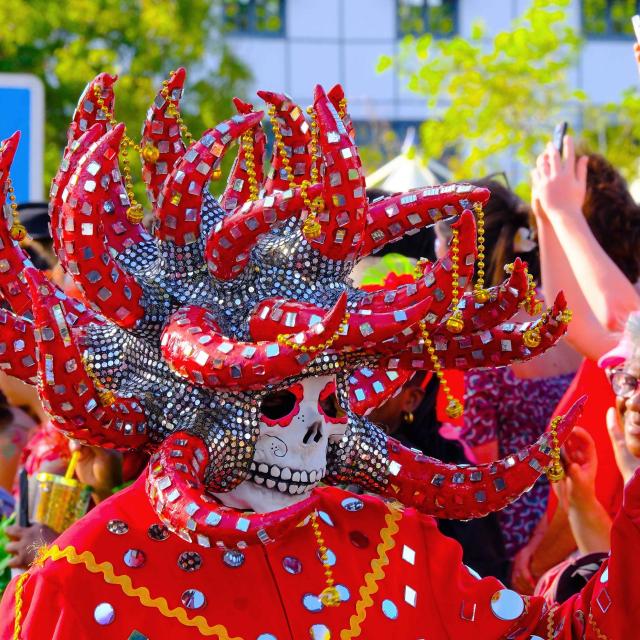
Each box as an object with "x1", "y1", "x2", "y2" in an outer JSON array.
[
  {"x1": 4, "y1": 175, "x2": 27, "y2": 242},
  {"x1": 445, "y1": 227, "x2": 464, "y2": 334},
  {"x1": 472, "y1": 202, "x2": 490, "y2": 304},
  {"x1": 545, "y1": 416, "x2": 565, "y2": 482},
  {"x1": 310, "y1": 512, "x2": 341, "y2": 607},
  {"x1": 418, "y1": 319, "x2": 463, "y2": 419},
  {"x1": 276, "y1": 312, "x2": 350, "y2": 353},
  {"x1": 241, "y1": 129, "x2": 260, "y2": 202}
]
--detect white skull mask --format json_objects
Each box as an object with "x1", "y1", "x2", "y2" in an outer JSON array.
[{"x1": 215, "y1": 375, "x2": 348, "y2": 513}]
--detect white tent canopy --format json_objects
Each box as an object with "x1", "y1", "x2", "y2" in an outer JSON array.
[{"x1": 365, "y1": 127, "x2": 451, "y2": 192}]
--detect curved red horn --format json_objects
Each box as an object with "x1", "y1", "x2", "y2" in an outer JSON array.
[
  {"x1": 206, "y1": 182, "x2": 322, "y2": 280},
  {"x1": 147, "y1": 432, "x2": 320, "y2": 548},
  {"x1": 25, "y1": 269, "x2": 148, "y2": 449},
  {"x1": 306, "y1": 84, "x2": 366, "y2": 262},
  {"x1": 0, "y1": 308, "x2": 37, "y2": 384},
  {"x1": 382, "y1": 291, "x2": 571, "y2": 372},
  {"x1": 161, "y1": 293, "x2": 347, "y2": 391},
  {"x1": 155, "y1": 111, "x2": 263, "y2": 245},
  {"x1": 70, "y1": 72, "x2": 117, "y2": 138},
  {"x1": 0, "y1": 132, "x2": 34, "y2": 316},
  {"x1": 249, "y1": 293, "x2": 433, "y2": 352},
  {"x1": 60, "y1": 124, "x2": 146, "y2": 329},
  {"x1": 50, "y1": 124, "x2": 106, "y2": 266},
  {"x1": 360, "y1": 185, "x2": 490, "y2": 258},
  {"x1": 141, "y1": 67, "x2": 187, "y2": 204},
  {"x1": 257, "y1": 90, "x2": 312, "y2": 193},
  {"x1": 348, "y1": 367, "x2": 414, "y2": 416},
  {"x1": 380, "y1": 398, "x2": 585, "y2": 518},
  {"x1": 327, "y1": 83, "x2": 355, "y2": 142},
  {"x1": 219, "y1": 97, "x2": 267, "y2": 213},
  {"x1": 438, "y1": 256, "x2": 529, "y2": 333},
  {"x1": 358, "y1": 210, "x2": 477, "y2": 330}
]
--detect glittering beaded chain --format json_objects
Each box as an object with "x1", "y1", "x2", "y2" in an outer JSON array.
[
  {"x1": 472, "y1": 202, "x2": 490, "y2": 304},
  {"x1": 545, "y1": 416, "x2": 565, "y2": 483},
  {"x1": 241, "y1": 129, "x2": 260, "y2": 201},
  {"x1": 3, "y1": 175, "x2": 27, "y2": 241},
  {"x1": 445, "y1": 226, "x2": 464, "y2": 334},
  {"x1": 277, "y1": 311, "x2": 350, "y2": 353},
  {"x1": 310, "y1": 512, "x2": 341, "y2": 607},
  {"x1": 418, "y1": 320, "x2": 463, "y2": 419}
]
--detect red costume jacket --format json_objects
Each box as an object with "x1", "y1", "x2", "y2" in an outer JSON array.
[{"x1": 2, "y1": 469, "x2": 639, "y2": 640}]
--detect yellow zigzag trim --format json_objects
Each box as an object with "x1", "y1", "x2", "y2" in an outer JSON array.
[
  {"x1": 41, "y1": 545, "x2": 244, "y2": 639},
  {"x1": 340, "y1": 505, "x2": 403, "y2": 640}
]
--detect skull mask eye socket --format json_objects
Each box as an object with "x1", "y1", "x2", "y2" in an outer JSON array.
[
  {"x1": 318, "y1": 380, "x2": 347, "y2": 424},
  {"x1": 259, "y1": 383, "x2": 303, "y2": 426}
]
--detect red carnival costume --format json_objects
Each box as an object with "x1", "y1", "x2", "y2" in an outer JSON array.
[{"x1": 0, "y1": 70, "x2": 636, "y2": 639}]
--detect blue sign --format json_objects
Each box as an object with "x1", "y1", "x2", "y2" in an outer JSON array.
[{"x1": 0, "y1": 74, "x2": 44, "y2": 203}]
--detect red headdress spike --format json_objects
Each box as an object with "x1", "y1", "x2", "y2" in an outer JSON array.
[
  {"x1": 140, "y1": 67, "x2": 187, "y2": 204},
  {"x1": 380, "y1": 398, "x2": 585, "y2": 519},
  {"x1": 248, "y1": 293, "x2": 433, "y2": 353},
  {"x1": 219, "y1": 97, "x2": 267, "y2": 213},
  {"x1": 155, "y1": 111, "x2": 263, "y2": 246},
  {"x1": 0, "y1": 308, "x2": 38, "y2": 384},
  {"x1": 206, "y1": 183, "x2": 322, "y2": 280},
  {"x1": 161, "y1": 293, "x2": 348, "y2": 391},
  {"x1": 24, "y1": 268, "x2": 148, "y2": 450},
  {"x1": 257, "y1": 90, "x2": 312, "y2": 193},
  {"x1": 305, "y1": 85, "x2": 367, "y2": 262},
  {"x1": 60, "y1": 124, "x2": 146, "y2": 329},
  {"x1": 360, "y1": 185, "x2": 490, "y2": 258},
  {"x1": 327, "y1": 83, "x2": 355, "y2": 142}
]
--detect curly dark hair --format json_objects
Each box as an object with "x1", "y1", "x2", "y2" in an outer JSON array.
[{"x1": 582, "y1": 153, "x2": 640, "y2": 283}]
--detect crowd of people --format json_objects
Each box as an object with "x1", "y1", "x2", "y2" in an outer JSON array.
[{"x1": 0, "y1": 40, "x2": 639, "y2": 640}]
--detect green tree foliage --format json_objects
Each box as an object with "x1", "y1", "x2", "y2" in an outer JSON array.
[
  {"x1": 0, "y1": 0, "x2": 251, "y2": 196},
  {"x1": 379, "y1": 0, "x2": 585, "y2": 190}
]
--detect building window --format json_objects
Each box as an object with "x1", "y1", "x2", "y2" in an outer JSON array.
[
  {"x1": 582, "y1": 0, "x2": 640, "y2": 38},
  {"x1": 223, "y1": 0, "x2": 285, "y2": 37},
  {"x1": 397, "y1": 0, "x2": 458, "y2": 37}
]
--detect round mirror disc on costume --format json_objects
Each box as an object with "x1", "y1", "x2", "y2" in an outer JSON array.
[
  {"x1": 490, "y1": 589, "x2": 525, "y2": 621},
  {"x1": 148, "y1": 523, "x2": 170, "y2": 541},
  {"x1": 341, "y1": 497, "x2": 363, "y2": 512},
  {"x1": 94, "y1": 602, "x2": 115, "y2": 625},
  {"x1": 303, "y1": 593, "x2": 323, "y2": 612},
  {"x1": 381, "y1": 599, "x2": 398, "y2": 620},
  {"x1": 282, "y1": 556, "x2": 303, "y2": 575},
  {"x1": 257, "y1": 635, "x2": 278, "y2": 640},
  {"x1": 178, "y1": 551, "x2": 202, "y2": 572},
  {"x1": 107, "y1": 519, "x2": 128, "y2": 535},
  {"x1": 181, "y1": 589, "x2": 207, "y2": 610},
  {"x1": 309, "y1": 624, "x2": 331, "y2": 639},
  {"x1": 124, "y1": 549, "x2": 146, "y2": 569},
  {"x1": 223, "y1": 549, "x2": 245, "y2": 568}
]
